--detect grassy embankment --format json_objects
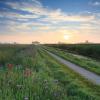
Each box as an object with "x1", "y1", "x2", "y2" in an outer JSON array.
[
  {"x1": 45, "y1": 44, "x2": 100, "y2": 60},
  {"x1": 44, "y1": 46, "x2": 100, "y2": 75}
]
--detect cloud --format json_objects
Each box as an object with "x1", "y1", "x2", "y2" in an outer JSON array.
[
  {"x1": 4, "y1": 0, "x2": 95, "y2": 23},
  {"x1": 89, "y1": 1, "x2": 100, "y2": 6},
  {"x1": 0, "y1": 0, "x2": 100, "y2": 43},
  {"x1": 5, "y1": 0, "x2": 45, "y2": 15},
  {"x1": 43, "y1": 13, "x2": 95, "y2": 23}
]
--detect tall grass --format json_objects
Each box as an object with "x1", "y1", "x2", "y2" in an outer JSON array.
[
  {"x1": 0, "y1": 44, "x2": 28, "y2": 65},
  {"x1": 45, "y1": 46, "x2": 100, "y2": 75},
  {"x1": 0, "y1": 45, "x2": 100, "y2": 99}
]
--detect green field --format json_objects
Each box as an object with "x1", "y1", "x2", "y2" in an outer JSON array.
[
  {"x1": 44, "y1": 46, "x2": 100, "y2": 75},
  {"x1": 0, "y1": 44, "x2": 100, "y2": 100},
  {"x1": 45, "y1": 44, "x2": 100, "y2": 60},
  {"x1": 45, "y1": 45, "x2": 100, "y2": 75}
]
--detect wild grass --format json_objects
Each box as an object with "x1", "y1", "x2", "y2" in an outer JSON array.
[
  {"x1": 0, "y1": 44, "x2": 28, "y2": 65},
  {"x1": 45, "y1": 44, "x2": 100, "y2": 60},
  {"x1": 45, "y1": 46, "x2": 100, "y2": 75},
  {"x1": 0, "y1": 45, "x2": 100, "y2": 100},
  {"x1": 38, "y1": 49, "x2": 100, "y2": 100}
]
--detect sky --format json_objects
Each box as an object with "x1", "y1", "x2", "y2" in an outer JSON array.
[{"x1": 0, "y1": 0, "x2": 100, "y2": 44}]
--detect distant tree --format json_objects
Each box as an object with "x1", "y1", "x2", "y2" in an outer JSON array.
[
  {"x1": 32, "y1": 41, "x2": 40, "y2": 45},
  {"x1": 85, "y1": 40, "x2": 89, "y2": 44}
]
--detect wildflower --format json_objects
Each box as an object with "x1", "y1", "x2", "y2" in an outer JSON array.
[
  {"x1": 54, "y1": 79, "x2": 59, "y2": 84},
  {"x1": 54, "y1": 92, "x2": 58, "y2": 97},
  {"x1": 43, "y1": 80, "x2": 48, "y2": 84},
  {"x1": 5, "y1": 71, "x2": 13, "y2": 79},
  {"x1": 44, "y1": 85, "x2": 48, "y2": 89},
  {"x1": 8, "y1": 80, "x2": 12, "y2": 85},
  {"x1": 7, "y1": 64, "x2": 13, "y2": 70},
  {"x1": 16, "y1": 84, "x2": 23, "y2": 89},
  {"x1": 16, "y1": 64, "x2": 22, "y2": 69},
  {"x1": 24, "y1": 96, "x2": 29, "y2": 100},
  {"x1": 53, "y1": 91, "x2": 61, "y2": 97},
  {"x1": 24, "y1": 68, "x2": 32, "y2": 77}
]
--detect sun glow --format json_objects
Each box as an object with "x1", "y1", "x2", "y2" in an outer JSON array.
[{"x1": 64, "y1": 34, "x2": 70, "y2": 40}]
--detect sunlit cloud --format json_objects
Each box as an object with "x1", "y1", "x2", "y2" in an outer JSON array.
[
  {"x1": 0, "y1": 0, "x2": 100, "y2": 43},
  {"x1": 5, "y1": 0, "x2": 95, "y2": 23}
]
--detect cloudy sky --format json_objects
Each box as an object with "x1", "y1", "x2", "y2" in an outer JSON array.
[{"x1": 0, "y1": 0, "x2": 100, "y2": 43}]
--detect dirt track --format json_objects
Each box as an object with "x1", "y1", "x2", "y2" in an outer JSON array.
[{"x1": 47, "y1": 51, "x2": 100, "y2": 85}]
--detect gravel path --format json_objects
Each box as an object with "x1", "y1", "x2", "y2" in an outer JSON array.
[{"x1": 46, "y1": 51, "x2": 100, "y2": 85}]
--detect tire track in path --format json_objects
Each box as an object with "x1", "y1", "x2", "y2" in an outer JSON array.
[{"x1": 46, "y1": 51, "x2": 100, "y2": 86}]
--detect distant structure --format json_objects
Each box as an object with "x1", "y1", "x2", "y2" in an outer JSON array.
[
  {"x1": 58, "y1": 41, "x2": 66, "y2": 44},
  {"x1": 85, "y1": 40, "x2": 89, "y2": 44},
  {"x1": 32, "y1": 41, "x2": 40, "y2": 45},
  {"x1": 14, "y1": 42, "x2": 17, "y2": 44}
]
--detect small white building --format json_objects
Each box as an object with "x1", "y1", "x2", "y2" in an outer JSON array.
[{"x1": 32, "y1": 41, "x2": 40, "y2": 45}]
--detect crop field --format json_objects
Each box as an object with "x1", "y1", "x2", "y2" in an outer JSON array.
[{"x1": 0, "y1": 44, "x2": 100, "y2": 100}]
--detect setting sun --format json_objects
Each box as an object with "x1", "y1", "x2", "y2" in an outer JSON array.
[{"x1": 64, "y1": 34, "x2": 70, "y2": 40}]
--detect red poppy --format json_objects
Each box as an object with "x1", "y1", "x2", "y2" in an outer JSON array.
[{"x1": 7, "y1": 64, "x2": 13, "y2": 70}]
